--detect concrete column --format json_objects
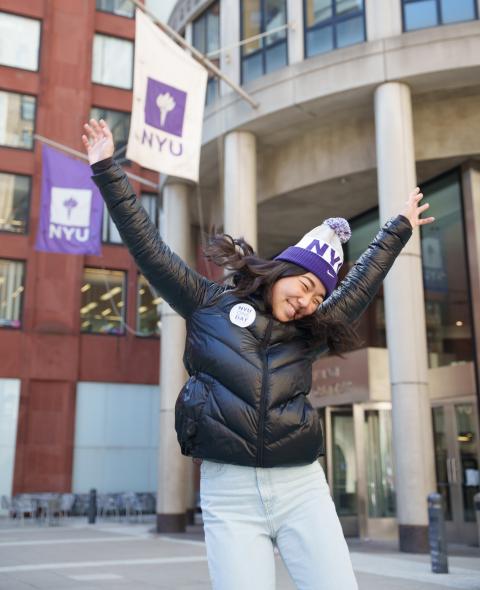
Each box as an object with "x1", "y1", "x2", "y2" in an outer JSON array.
[
  {"x1": 224, "y1": 131, "x2": 257, "y2": 249},
  {"x1": 287, "y1": 0, "x2": 304, "y2": 65},
  {"x1": 219, "y1": 0, "x2": 241, "y2": 95},
  {"x1": 365, "y1": 0, "x2": 403, "y2": 41},
  {"x1": 156, "y1": 180, "x2": 192, "y2": 533},
  {"x1": 461, "y1": 162, "x2": 480, "y2": 423},
  {"x1": 374, "y1": 82, "x2": 436, "y2": 553}
]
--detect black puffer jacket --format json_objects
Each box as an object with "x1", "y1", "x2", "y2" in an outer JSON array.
[{"x1": 92, "y1": 161, "x2": 412, "y2": 467}]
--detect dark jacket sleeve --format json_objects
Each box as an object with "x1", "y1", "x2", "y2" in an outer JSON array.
[
  {"x1": 318, "y1": 215, "x2": 412, "y2": 324},
  {"x1": 91, "y1": 160, "x2": 222, "y2": 318}
]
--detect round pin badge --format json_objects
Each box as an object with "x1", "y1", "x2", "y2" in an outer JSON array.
[{"x1": 229, "y1": 303, "x2": 256, "y2": 328}]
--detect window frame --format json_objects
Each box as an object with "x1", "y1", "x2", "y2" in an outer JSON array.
[
  {"x1": 0, "y1": 172, "x2": 31, "y2": 235},
  {"x1": 419, "y1": 166, "x2": 475, "y2": 368},
  {"x1": 0, "y1": 257, "x2": 26, "y2": 331},
  {"x1": 401, "y1": 0, "x2": 479, "y2": 32},
  {"x1": 0, "y1": 11, "x2": 42, "y2": 73},
  {"x1": 192, "y1": 1, "x2": 221, "y2": 105},
  {"x1": 91, "y1": 33, "x2": 134, "y2": 90},
  {"x1": 240, "y1": 0, "x2": 289, "y2": 84},
  {"x1": 0, "y1": 90, "x2": 36, "y2": 151},
  {"x1": 80, "y1": 266, "x2": 128, "y2": 336},
  {"x1": 95, "y1": 0, "x2": 135, "y2": 19},
  {"x1": 303, "y1": 0, "x2": 366, "y2": 58}
]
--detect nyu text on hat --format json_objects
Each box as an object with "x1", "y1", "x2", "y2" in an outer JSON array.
[{"x1": 274, "y1": 218, "x2": 351, "y2": 298}]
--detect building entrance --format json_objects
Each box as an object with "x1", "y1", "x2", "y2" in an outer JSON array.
[{"x1": 432, "y1": 400, "x2": 480, "y2": 545}]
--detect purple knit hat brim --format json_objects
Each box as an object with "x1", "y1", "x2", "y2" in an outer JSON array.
[{"x1": 275, "y1": 246, "x2": 338, "y2": 297}]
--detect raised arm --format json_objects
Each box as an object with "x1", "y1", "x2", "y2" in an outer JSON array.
[
  {"x1": 318, "y1": 215, "x2": 412, "y2": 324},
  {"x1": 318, "y1": 187, "x2": 435, "y2": 324},
  {"x1": 83, "y1": 119, "x2": 221, "y2": 318}
]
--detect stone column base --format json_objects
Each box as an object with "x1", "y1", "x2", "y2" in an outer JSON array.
[
  {"x1": 156, "y1": 512, "x2": 187, "y2": 533},
  {"x1": 399, "y1": 525, "x2": 429, "y2": 553}
]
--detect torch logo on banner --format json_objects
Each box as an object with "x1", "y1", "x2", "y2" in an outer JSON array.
[
  {"x1": 142, "y1": 77, "x2": 187, "y2": 157},
  {"x1": 49, "y1": 188, "x2": 93, "y2": 243}
]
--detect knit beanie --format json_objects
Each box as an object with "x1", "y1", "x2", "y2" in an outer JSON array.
[{"x1": 274, "y1": 218, "x2": 351, "y2": 298}]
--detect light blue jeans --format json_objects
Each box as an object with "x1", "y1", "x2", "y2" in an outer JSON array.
[{"x1": 200, "y1": 458, "x2": 358, "y2": 590}]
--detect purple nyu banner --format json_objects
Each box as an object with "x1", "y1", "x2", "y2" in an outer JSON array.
[{"x1": 35, "y1": 145, "x2": 103, "y2": 255}]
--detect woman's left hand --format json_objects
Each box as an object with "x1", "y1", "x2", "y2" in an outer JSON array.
[{"x1": 401, "y1": 187, "x2": 435, "y2": 229}]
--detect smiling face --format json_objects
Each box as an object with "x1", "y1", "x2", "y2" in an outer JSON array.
[{"x1": 270, "y1": 272, "x2": 327, "y2": 322}]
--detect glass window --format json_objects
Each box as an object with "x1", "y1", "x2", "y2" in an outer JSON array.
[
  {"x1": 80, "y1": 268, "x2": 126, "y2": 335},
  {"x1": 102, "y1": 202, "x2": 122, "y2": 244},
  {"x1": 141, "y1": 193, "x2": 160, "y2": 228},
  {"x1": 0, "y1": 173, "x2": 30, "y2": 234},
  {"x1": 402, "y1": 0, "x2": 477, "y2": 31},
  {"x1": 455, "y1": 403, "x2": 479, "y2": 522},
  {"x1": 241, "y1": 0, "x2": 288, "y2": 84},
  {"x1": 364, "y1": 409, "x2": 396, "y2": 518},
  {"x1": 305, "y1": 0, "x2": 365, "y2": 58},
  {"x1": 421, "y1": 171, "x2": 474, "y2": 368},
  {"x1": 432, "y1": 406, "x2": 452, "y2": 520},
  {"x1": 90, "y1": 107, "x2": 130, "y2": 162},
  {"x1": 0, "y1": 12, "x2": 41, "y2": 71},
  {"x1": 96, "y1": 0, "x2": 135, "y2": 18},
  {"x1": 137, "y1": 274, "x2": 162, "y2": 337},
  {"x1": 344, "y1": 209, "x2": 385, "y2": 348},
  {"x1": 192, "y1": 2, "x2": 220, "y2": 105},
  {"x1": 0, "y1": 259, "x2": 25, "y2": 329},
  {"x1": 331, "y1": 409, "x2": 357, "y2": 515},
  {"x1": 92, "y1": 34, "x2": 133, "y2": 89},
  {"x1": 0, "y1": 91, "x2": 35, "y2": 149}
]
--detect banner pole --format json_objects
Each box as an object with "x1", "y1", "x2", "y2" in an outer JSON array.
[{"x1": 128, "y1": 0, "x2": 260, "y2": 110}]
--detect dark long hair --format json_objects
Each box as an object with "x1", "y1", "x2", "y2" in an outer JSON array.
[{"x1": 204, "y1": 234, "x2": 360, "y2": 355}]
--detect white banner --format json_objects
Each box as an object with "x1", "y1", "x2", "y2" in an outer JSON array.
[{"x1": 126, "y1": 9, "x2": 208, "y2": 182}]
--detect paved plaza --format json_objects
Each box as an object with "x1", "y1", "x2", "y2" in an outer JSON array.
[{"x1": 0, "y1": 517, "x2": 479, "y2": 590}]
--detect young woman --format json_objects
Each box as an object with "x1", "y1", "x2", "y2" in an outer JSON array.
[{"x1": 82, "y1": 119, "x2": 434, "y2": 590}]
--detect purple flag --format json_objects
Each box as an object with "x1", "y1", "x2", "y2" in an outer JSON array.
[{"x1": 35, "y1": 145, "x2": 103, "y2": 255}]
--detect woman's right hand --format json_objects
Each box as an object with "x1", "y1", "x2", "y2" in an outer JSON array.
[{"x1": 81, "y1": 118, "x2": 114, "y2": 165}]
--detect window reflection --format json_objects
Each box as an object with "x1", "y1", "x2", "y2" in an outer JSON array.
[
  {"x1": 193, "y1": 2, "x2": 220, "y2": 105},
  {"x1": 96, "y1": 0, "x2": 134, "y2": 18},
  {"x1": 331, "y1": 409, "x2": 357, "y2": 515},
  {"x1": 0, "y1": 259, "x2": 25, "y2": 329},
  {"x1": 92, "y1": 34, "x2": 133, "y2": 89},
  {"x1": 0, "y1": 91, "x2": 35, "y2": 149},
  {"x1": 137, "y1": 274, "x2": 161, "y2": 337},
  {"x1": 402, "y1": 0, "x2": 478, "y2": 31},
  {"x1": 304, "y1": 0, "x2": 365, "y2": 58},
  {"x1": 421, "y1": 171, "x2": 473, "y2": 368},
  {"x1": 364, "y1": 409, "x2": 396, "y2": 517},
  {"x1": 345, "y1": 209, "x2": 385, "y2": 348},
  {"x1": 80, "y1": 268, "x2": 126, "y2": 335},
  {"x1": 0, "y1": 12, "x2": 41, "y2": 71},
  {"x1": 241, "y1": 0, "x2": 287, "y2": 84},
  {"x1": 0, "y1": 173, "x2": 30, "y2": 234}
]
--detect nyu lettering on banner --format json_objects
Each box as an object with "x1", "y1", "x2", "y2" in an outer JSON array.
[
  {"x1": 127, "y1": 9, "x2": 208, "y2": 182},
  {"x1": 35, "y1": 145, "x2": 103, "y2": 255}
]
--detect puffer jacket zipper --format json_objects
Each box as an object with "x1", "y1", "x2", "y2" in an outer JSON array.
[{"x1": 257, "y1": 318, "x2": 273, "y2": 467}]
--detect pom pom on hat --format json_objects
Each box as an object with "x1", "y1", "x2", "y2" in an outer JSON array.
[
  {"x1": 274, "y1": 217, "x2": 351, "y2": 298},
  {"x1": 324, "y1": 217, "x2": 351, "y2": 244}
]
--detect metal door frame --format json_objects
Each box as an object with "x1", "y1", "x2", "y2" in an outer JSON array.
[{"x1": 432, "y1": 396, "x2": 480, "y2": 544}]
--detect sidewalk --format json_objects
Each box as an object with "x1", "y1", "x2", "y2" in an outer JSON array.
[{"x1": 0, "y1": 517, "x2": 479, "y2": 590}]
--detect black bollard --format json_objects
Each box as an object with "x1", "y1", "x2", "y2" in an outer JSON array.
[
  {"x1": 87, "y1": 488, "x2": 97, "y2": 524},
  {"x1": 427, "y1": 492, "x2": 448, "y2": 573}
]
